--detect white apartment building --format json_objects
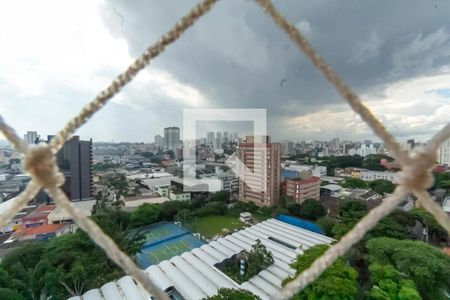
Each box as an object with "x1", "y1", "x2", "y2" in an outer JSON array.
[
  {"x1": 357, "y1": 144, "x2": 377, "y2": 157},
  {"x1": 438, "y1": 139, "x2": 450, "y2": 165},
  {"x1": 360, "y1": 170, "x2": 398, "y2": 183}
]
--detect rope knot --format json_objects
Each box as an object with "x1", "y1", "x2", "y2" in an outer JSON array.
[
  {"x1": 24, "y1": 143, "x2": 65, "y2": 188},
  {"x1": 397, "y1": 148, "x2": 435, "y2": 191}
]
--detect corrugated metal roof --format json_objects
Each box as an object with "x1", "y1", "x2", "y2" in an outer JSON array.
[{"x1": 68, "y1": 218, "x2": 333, "y2": 300}]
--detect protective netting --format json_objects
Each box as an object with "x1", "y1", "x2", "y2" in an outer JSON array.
[{"x1": 0, "y1": 0, "x2": 449, "y2": 299}]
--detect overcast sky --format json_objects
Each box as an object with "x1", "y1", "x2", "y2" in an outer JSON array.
[{"x1": 0, "y1": 0, "x2": 449, "y2": 143}]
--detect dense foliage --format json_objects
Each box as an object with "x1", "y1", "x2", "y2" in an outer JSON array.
[
  {"x1": 366, "y1": 263, "x2": 421, "y2": 300},
  {"x1": 222, "y1": 240, "x2": 274, "y2": 283},
  {"x1": 285, "y1": 244, "x2": 358, "y2": 299},
  {"x1": 341, "y1": 178, "x2": 369, "y2": 189},
  {"x1": 287, "y1": 199, "x2": 326, "y2": 221},
  {"x1": 318, "y1": 154, "x2": 395, "y2": 175},
  {"x1": 318, "y1": 155, "x2": 363, "y2": 175},
  {"x1": 368, "y1": 179, "x2": 396, "y2": 195},
  {"x1": 363, "y1": 154, "x2": 394, "y2": 171},
  {"x1": 409, "y1": 208, "x2": 447, "y2": 241},
  {"x1": 0, "y1": 207, "x2": 143, "y2": 300},
  {"x1": 366, "y1": 238, "x2": 450, "y2": 300},
  {"x1": 206, "y1": 288, "x2": 261, "y2": 300},
  {"x1": 433, "y1": 171, "x2": 450, "y2": 190}
]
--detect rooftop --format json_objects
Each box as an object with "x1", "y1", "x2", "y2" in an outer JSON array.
[
  {"x1": 69, "y1": 218, "x2": 334, "y2": 300},
  {"x1": 288, "y1": 176, "x2": 320, "y2": 184},
  {"x1": 16, "y1": 223, "x2": 66, "y2": 236},
  {"x1": 47, "y1": 200, "x2": 95, "y2": 223},
  {"x1": 22, "y1": 204, "x2": 56, "y2": 220}
]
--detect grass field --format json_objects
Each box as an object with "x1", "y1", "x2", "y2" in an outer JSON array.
[
  {"x1": 186, "y1": 215, "x2": 245, "y2": 239},
  {"x1": 253, "y1": 213, "x2": 271, "y2": 222}
]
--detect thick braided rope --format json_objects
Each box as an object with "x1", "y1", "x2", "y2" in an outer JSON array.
[
  {"x1": 0, "y1": 0, "x2": 449, "y2": 299},
  {"x1": 0, "y1": 180, "x2": 41, "y2": 229},
  {"x1": 0, "y1": 115, "x2": 28, "y2": 153},
  {"x1": 0, "y1": 1, "x2": 217, "y2": 298},
  {"x1": 46, "y1": 187, "x2": 170, "y2": 300},
  {"x1": 426, "y1": 123, "x2": 450, "y2": 153},
  {"x1": 254, "y1": 0, "x2": 409, "y2": 164},
  {"x1": 279, "y1": 186, "x2": 408, "y2": 300},
  {"x1": 49, "y1": 0, "x2": 217, "y2": 153},
  {"x1": 414, "y1": 190, "x2": 450, "y2": 234}
]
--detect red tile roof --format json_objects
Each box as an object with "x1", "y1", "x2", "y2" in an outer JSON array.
[
  {"x1": 22, "y1": 204, "x2": 56, "y2": 221},
  {"x1": 288, "y1": 176, "x2": 320, "y2": 185},
  {"x1": 18, "y1": 223, "x2": 65, "y2": 236}
]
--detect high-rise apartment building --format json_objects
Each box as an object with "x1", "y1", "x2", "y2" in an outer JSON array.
[
  {"x1": 164, "y1": 127, "x2": 181, "y2": 157},
  {"x1": 58, "y1": 136, "x2": 93, "y2": 201},
  {"x1": 154, "y1": 134, "x2": 164, "y2": 147},
  {"x1": 438, "y1": 139, "x2": 450, "y2": 165},
  {"x1": 280, "y1": 140, "x2": 295, "y2": 156},
  {"x1": 24, "y1": 131, "x2": 38, "y2": 145},
  {"x1": 207, "y1": 132, "x2": 215, "y2": 145},
  {"x1": 237, "y1": 136, "x2": 281, "y2": 207},
  {"x1": 216, "y1": 132, "x2": 223, "y2": 144},
  {"x1": 223, "y1": 132, "x2": 229, "y2": 143}
]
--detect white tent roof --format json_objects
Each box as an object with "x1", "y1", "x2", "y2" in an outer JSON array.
[{"x1": 68, "y1": 218, "x2": 333, "y2": 300}]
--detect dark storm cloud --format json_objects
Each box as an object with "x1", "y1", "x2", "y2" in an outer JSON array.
[{"x1": 101, "y1": 0, "x2": 450, "y2": 139}]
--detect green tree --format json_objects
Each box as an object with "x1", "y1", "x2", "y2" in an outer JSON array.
[
  {"x1": 278, "y1": 195, "x2": 295, "y2": 209},
  {"x1": 298, "y1": 199, "x2": 326, "y2": 221},
  {"x1": 210, "y1": 191, "x2": 230, "y2": 203},
  {"x1": 332, "y1": 200, "x2": 367, "y2": 238},
  {"x1": 316, "y1": 216, "x2": 337, "y2": 236},
  {"x1": 141, "y1": 151, "x2": 154, "y2": 159},
  {"x1": 366, "y1": 237, "x2": 450, "y2": 300},
  {"x1": 285, "y1": 244, "x2": 358, "y2": 300},
  {"x1": 432, "y1": 172, "x2": 450, "y2": 189},
  {"x1": 369, "y1": 179, "x2": 396, "y2": 195},
  {"x1": 363, "y1": 154, "x2": 394, "y2": 171},
  {"x1": 246, "y1": 240, "x2": 274, "y2": 279},
  {"x1": 159, "y1": 200, "x2": 191, "y2": 220},
  {"x1": 222, "y1": 241, "x2": 273, "y2": 283},
  {"x1": 108, "y1": 173, "x2": 129, "y2": 201},
  {"x1": 130, "y1": 203, "x2": 162, "y2": 227},
  {"x1": 341, "y1": 178, "x2": 368, "y2": 189},
  {"x1": 366, "y1": 263, "x2": 421, "y2": 300},
  {"x1": 0, "y1": 288, "x2": 26, "y2": 300},
  {"x1": 205, "y1": 288, "x2": 260, "y2": 300},
  {"x1": 409, "y1": 208, "x2": 447, "y2": 242}
]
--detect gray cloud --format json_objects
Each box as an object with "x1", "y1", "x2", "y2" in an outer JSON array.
[
  {"x1": 1, "y1": 0, "x2": 449, "y2": 143},
  {"x1": 99, "y1": 0, "x2": 450, "y2": 140}
]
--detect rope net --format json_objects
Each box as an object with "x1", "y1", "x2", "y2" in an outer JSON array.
[{"x1": 0, "y1": 0, "x2": 449, "y2": 299}]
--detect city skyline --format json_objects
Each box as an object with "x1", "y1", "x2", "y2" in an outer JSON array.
[{"x1": 0, "y1": 1, "x2": 450, "y2": 143}]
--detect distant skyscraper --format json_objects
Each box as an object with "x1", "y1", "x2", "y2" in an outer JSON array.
[
  {"x1": 207, "y1": 131, "x2": 215, "y2": 145},
  {"x1": 438, "y1": 139, "x2": 450, "y2": 165},
  {"x1": 24, "y1": 131, "x2": 38, "y2": 145},
  {"x1": 280, "y1": 140, "x2": 295, "y2": 156},
  {"x1": 216, "y1": 132, "x2": 222, "y2": 144},
  {"x1": 58, "y1": 136, "x2": 93, "y2": 201},
  {"x1": 154, "y1": 134, "x2": 164, "y2": 147},
  {"x1": 238, "y1": 136, "x2": 281, "y2": 207},
  {"x1": 223, "y1": 131, "x2": 229, "y2": 143},
  {"x1": 164, "y1": 127, "x2": 181, "y2": 157},
  {"x1": 214, "y1": 137, "x2": 223, "y2": 152},
  {"x1": 331, "y1": 138, "x2": 340, "y2": 150}
]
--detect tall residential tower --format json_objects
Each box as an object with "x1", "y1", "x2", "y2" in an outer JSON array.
[{"x1": 237, "y1": 136, "x2": 281, "y2": 207}]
